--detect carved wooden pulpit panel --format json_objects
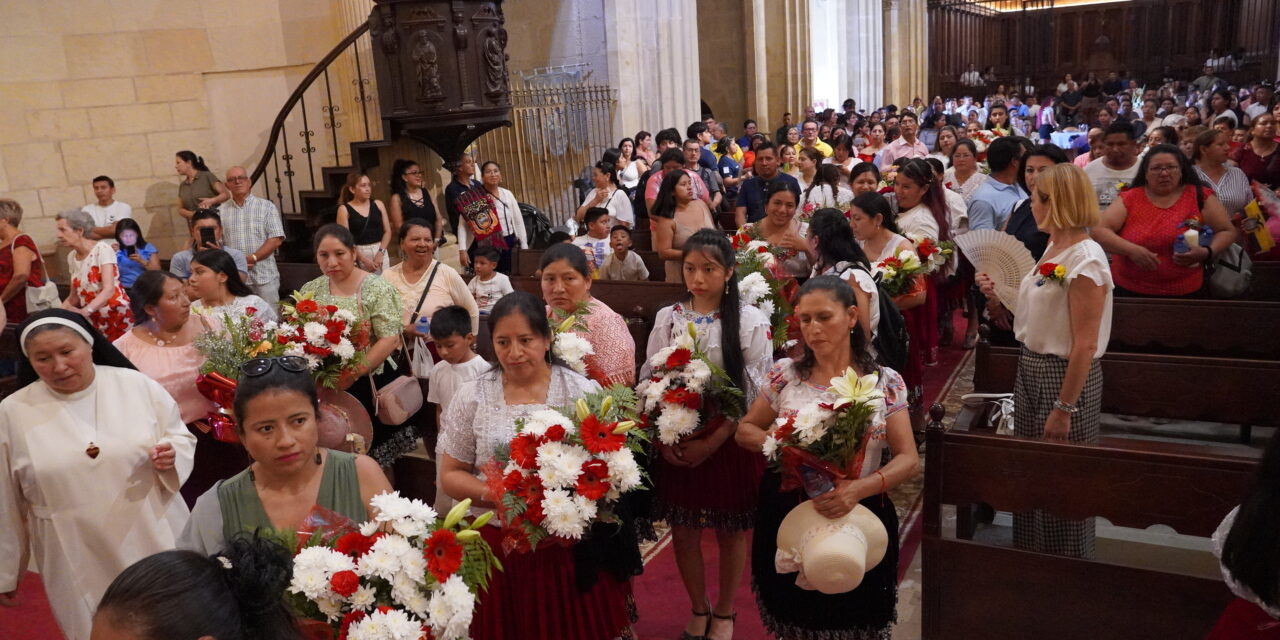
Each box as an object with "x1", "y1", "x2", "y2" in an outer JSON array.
[{"x1": 370, "y1": 0, "x2": 511, "y2": 167}]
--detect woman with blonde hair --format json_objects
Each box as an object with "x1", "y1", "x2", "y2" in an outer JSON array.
[{"x1": 978, "y1": 163, "x2": 1113, "y2": 557}]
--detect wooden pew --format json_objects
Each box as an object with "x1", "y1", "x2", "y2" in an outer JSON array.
[
  {"x1": 509, "y1": 277, "x2": 687, "y2": 365},
  {"x1": 278, "y1": 262, "x2": 322, "y2": 299},
  {"x1": 514, "y1": 248, "x2": 667, "y2": 282},
  {"x1": 923, "y1": 405, "x2": 1253, "y2": 640},
  {"x1": 986, "y1": 297, "x2": 1280, "y2": 359},
  {"x1": 1249, "y1": 261, "x2": 1279, "y2": 301},
  {"x1": 971, "y1": 338, "x2": 1280, "y2": 441}
]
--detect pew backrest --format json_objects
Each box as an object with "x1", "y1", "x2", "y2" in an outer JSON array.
[{"x1": 514, "y1": 248, "x2": 666, "y2": 281}]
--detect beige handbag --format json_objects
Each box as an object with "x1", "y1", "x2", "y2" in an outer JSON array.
[{"x1": 12, "y1": 234, "x2": 59, "y2": 311}]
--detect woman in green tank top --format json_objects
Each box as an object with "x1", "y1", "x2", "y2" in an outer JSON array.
[{"x1": 180, "y1": 357, "x2": 392, "y2": 554}]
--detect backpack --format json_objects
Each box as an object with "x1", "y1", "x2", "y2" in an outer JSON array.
[
  {"x1": 835, "y1": 262, "x2": 909, "y2": 373},
  {"x1": 520, "y1": 202, "x2": 554, "y2": 249}
]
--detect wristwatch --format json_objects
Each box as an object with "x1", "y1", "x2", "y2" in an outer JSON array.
[{"x1": 1053, "y1": 399, "x2": 1080, "y2": 414}]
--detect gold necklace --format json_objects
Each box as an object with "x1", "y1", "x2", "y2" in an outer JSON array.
[{"x1": 146, "y1": 322, "x2": 184, "y2": 347}]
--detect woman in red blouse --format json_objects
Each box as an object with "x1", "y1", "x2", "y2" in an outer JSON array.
[
  {"x1": 0, "y1": 199, "x2": 44, "y2": 324},
  {"x1": 1230, "y1": 114, "x2": 1280, "y2": 190},
  {"x1": 1093, "y1": 144, "x2": 1237, "y2": 297}
]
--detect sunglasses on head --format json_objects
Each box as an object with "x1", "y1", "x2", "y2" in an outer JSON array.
[{"x1": 240, "y1": 356, "x2": 309, "y2": 377}]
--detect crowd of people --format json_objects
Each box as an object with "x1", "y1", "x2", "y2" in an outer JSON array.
[{"x1": 1, "y1": 61, "x2": 1278, "y2": 640}]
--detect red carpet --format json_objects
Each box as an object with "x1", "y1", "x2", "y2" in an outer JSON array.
[{"x1": 2, "y1": 312, "x2": 972, "y2": 640}]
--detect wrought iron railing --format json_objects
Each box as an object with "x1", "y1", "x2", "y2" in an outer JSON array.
[
  {"x1": 249, "y1": 22, "x2": 382, "y2": 216},
  {"x1": 470, "y1": 77, "x2": 616, "y2": 227}
]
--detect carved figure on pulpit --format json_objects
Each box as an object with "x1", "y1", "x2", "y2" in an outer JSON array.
[
  {"x1": 376, "y1": 12, "x2": 399, "y2": 56},
  {"x1": 483, "y1": 26, "x2": 506, "y2": 97},
  {"x1": 412, "y1": 29, "x2": 443, "y2": 101},
  {"x1": 453, "y1": 10, "x2": 468, "y2": 49}
]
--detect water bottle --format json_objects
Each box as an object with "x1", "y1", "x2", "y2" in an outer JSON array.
[{"x1": 414, "y1": 315, "x2": 431, "y2": 335}]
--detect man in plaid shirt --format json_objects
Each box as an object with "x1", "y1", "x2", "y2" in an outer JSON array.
[{"x1": 221, "y1": 166, "x2": 285, "y2": 303}]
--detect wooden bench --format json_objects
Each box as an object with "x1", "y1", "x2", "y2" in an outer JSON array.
[
  {"x1": 513, "y1": 248, "x2": 667, "y2": 282},
  {"x1": 1249, "y1": 261, "x2": 1279, "y2": 301},
  {"x1": 278, "y1": 262, "x2": 322, "y2": 299},
  {"x1": 986, "y1": 297, "x2": 1280, "y2": 359},
  {"x1": 923, "y1": 405, "x2": 1253, "y2": 639}
]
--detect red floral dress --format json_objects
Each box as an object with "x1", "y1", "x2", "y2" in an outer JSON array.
[{"x1": 69, "y1": 241, "x2": 133, "y2": 340}]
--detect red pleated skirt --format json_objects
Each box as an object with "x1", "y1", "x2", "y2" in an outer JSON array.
[
  {"x1": 651, "y1": 424, "x2": 765, "y2": 531},
  {"x1": 902, "y1": 279, "x2": 939, "y2": 400},
  {"x1": 470, "y1": 525, "x2": 633, "y2": 640},
  {"x1": 1207, "y1": 598, "x2": 1280, "y2": 639}
]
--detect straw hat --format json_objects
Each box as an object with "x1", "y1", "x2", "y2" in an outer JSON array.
[{"x1": 775, "y1": 499, "x2": 889, "y2": 594}]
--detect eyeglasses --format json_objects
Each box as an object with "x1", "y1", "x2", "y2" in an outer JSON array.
[
  {"x1": 1147, "y1": 165, "x2": 1180, "y2": 174},
  {"x1": 241, "y1": 356, "x2": 308, "y2": 377},
  {"x1": 226, "y1": 176, "x2": 249, "y2": 183}
]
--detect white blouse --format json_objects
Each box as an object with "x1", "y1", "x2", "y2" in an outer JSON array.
[
  {"x1": 575, "y1": 187, "x2": 634, "y2": 234},
  {"x1": 640, "y1": 302, "x2": 774, "y2": 402},
  {"x1": 897, "y1": 203, "x2": 942, "y2": 242},
  {"x1": 817, "y1": 263, "x2": 880, "y2": 337},
  {"x1": 1013, "y1": 239, "x2": 1114, "y2": 359},
  {"x1": 191, "y1": 294, "x2": 277, "y2": 324},
  {"x1": 457, "y1": 186, "x2": 529, "y2": 251}
]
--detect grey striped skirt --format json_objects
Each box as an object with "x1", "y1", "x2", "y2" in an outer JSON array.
[{"x1": 1011, "y1": 346, "x2": 1103, "y2": 558}]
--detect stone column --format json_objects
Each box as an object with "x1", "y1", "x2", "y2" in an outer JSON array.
[
  {"x1": 882, "y1": 0, "x2": 928, "y2": 107},
  {"x1": 606, "y1": 0, "x2": 699, "y2": 135},
  {"x1": 745, "y1": 0, "x2": 811, "y2": 127},
  {"x1": 844, "y1": 0, "x2": 884, "y2": 110}
]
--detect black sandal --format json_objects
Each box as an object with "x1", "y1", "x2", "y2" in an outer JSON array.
[
  {"x1": 679, "y1": 601, "x2": 712, "y2": 640},
  {"x1": 709, "y1": 610, "x2": 737, "y2": 639}
]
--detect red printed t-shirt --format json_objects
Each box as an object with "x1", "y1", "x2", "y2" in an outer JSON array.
[{"x1": 0, "y1": 234, "x2": 45, "y2": 323}]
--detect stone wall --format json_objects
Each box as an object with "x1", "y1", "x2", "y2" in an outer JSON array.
[{"x1": 0, "y1": 0, "x2": 338, "y2": 255}]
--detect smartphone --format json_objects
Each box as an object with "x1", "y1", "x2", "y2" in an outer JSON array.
[
  {"x1": 199, "y1": 227, "x2": 217, "y2": 247},
  {"x1": 125, "y1": 245, "x2": 137, "y2": 256}
]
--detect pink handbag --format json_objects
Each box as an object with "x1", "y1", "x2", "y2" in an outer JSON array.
[{"x1": 372, "y1": 357, "x2": 424, "y2": 426}]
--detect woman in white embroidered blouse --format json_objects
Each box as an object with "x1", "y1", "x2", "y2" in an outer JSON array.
[
  {"x1": 942, "y1": 139, "x2": 989, "y2": 203},
  {"x1": 979, "y1": 163, "x2": 1112, "y2": 559}
]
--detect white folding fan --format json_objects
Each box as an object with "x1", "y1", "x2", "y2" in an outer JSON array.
[{"x1": 953, "y1": 229, "x2": 1036, "y2": 313}]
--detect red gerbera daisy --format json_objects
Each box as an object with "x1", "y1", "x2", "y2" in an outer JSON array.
[
  {"x1": 662, "y1": 387, "x2": 702, "y2": 410},
  {"x1": 579, "y1": 414, "x2": 625, "y2": 453},
  {"x1": 424, "y1": 529, "x2": 464, "y2": 583},
  {"x1": 295, "y1": 299, "x2": 320, "y2": 314},
  {"x1": 664, "y1": 348, "x2": 693, "y2": 370},
  {"x1": 510, "y1": 433, "x2": 540, "y2": 468},
  {"x1": 575, "y1": 459, "x2": 611, "y2": 500},
  {"x1": 334, "y1": 531, "x2": 379, "y2": 558}
]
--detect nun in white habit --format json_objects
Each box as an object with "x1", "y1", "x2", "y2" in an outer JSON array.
[{"x1": 0, "y1": 309, "x2": 195, "y2": 640}]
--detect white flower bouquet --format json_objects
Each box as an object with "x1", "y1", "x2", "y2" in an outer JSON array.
[{"x1": 635, "y1": 322, "x2": 745, "y2": 446}]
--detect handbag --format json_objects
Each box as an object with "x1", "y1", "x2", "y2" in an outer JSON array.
[
  {"x1": 407, "y1": 263, "x2": 440, "y2": 378},
  {"x1": 358, "y1": 268, "x2": 433, "y2": 426},
  {"x1": 12, "y1": 234, "x2": 59, "y2": 311},
  {"x1": 1208, "y1": 243, "x2": 1252, "y2": 298}
]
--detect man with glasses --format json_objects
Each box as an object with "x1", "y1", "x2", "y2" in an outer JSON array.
[
  {"x1": 683, "y1": 139, "x2": 723, "y2": 212},
  {"x1": 796, "y1": 120, "x2": 833, "y2": 158},
  {"x1": 1084, "y1": 122, "x2": 1141, "y2": 208},
  {"x1": 220, "y1": 166, "x2": 285, "y2": 303}
]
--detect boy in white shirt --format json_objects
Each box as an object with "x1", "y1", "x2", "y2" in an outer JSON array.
[
  {"x1": 600, "y1": 225, "x2": 649, "y2": 281},
  {"x1": 572, "y1": 207, "x2": 612, "y2": 272},
  {"x1": 426, "y1": 306, "x2": 490, "y2": 512},
  {"x1": 466, "y1": 245, "x2": 513, "y2": 315},
  {"x1": 81, "y1": 175, "x2": 133, "y2": 239}
]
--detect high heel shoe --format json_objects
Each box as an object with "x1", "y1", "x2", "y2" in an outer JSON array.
[
  {"x1": 679, "y1": 600, "x2": 712, "y2": 640},
  {"x1": 709, "y1": 609, "x2": 737, "y2": 640}
]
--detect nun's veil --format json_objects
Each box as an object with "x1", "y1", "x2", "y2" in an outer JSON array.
[{"x1": 15, "y1": 309, "x2": 137, "y2": 389}]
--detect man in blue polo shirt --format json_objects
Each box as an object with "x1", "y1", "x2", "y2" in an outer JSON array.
[
  {"x1": 734, "y1": 140, "x2": 800, "y2": 227},
  {"x1": 967, "y1": 137, "x2": 1028, "y2": 231}
]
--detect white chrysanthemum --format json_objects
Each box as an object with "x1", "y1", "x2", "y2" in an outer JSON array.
[
  {"x1": 573, "y1": 494, "x2": 598, "y2": 520},
  {"x1": 684, "y1": 360, "x2": 712, "y2": 392},
  {"x1": 603, "y1": 449, "x2": 643, "y2": 492},
  {"x1": 738, "y1": 272, "x2": 770, "y2": 304},
  {"x1": 762, "y1": 434, "x2": 780, "y2": 460},
  {"x1": 288, "y1": 566, "x2": 330, "y2": 600},
  {"x1": 746, "y1": 240, "x2": 770, "y2": 253},
  {"x1": 398, "y1": 552, "x2": 427, "y2": 583},
  {"x1": 359, "y1": 520, "x2": 379, "y2": 537},
  {"x1": 332, "y1": 309, "x2": 357, "y2": 324},
  {"x1": 643, "y1": 375, "x2": 671, "y2": 406},
  {"x1": 545, "y1": 503, "x2": 588, "y2": 538},
  {"x1": 333, "y1": 338, "x2": 355, "y2": 360},
  {"x1": 348, "y1": 608, "x2": 425, "y2": 640},
  {"x1": 260, "y1": 320, "x2": 278, "y2": 332},
  {"x1": 304, "y1": 321, "x2": 328, "y2": 345},
  {"x1": 350, "y1": 584, "x2": 377, "y2": 611},
  {"x1": 283, "y1": 342, "x2": 305, "y2": 357},
  {"x1": 649, "y1": 345, "x2": 676, "y2": 369},
  {"x1": 402, "y1": 589, "x2": 432, "y2": 619},
  {"x1": 553, "y1": 332, "x2": 594, "y2": 374},
  {"x1": 536, "y1": 441, "x2": 589, "y2": 490},
  {"x1": 294, "y1": 546, "x2": 342, "y2": 571},
  {"x1": 792, "y1": 405, "x2": 833, "y2": 446},
  {"x1": 427, "y1": 575, "x2": 475, "y2": 640},
  {"x1": 758, "y1": 299, "x2": 775, "y2": 319},
  {"x1": 305, "y1": 354, "x2": 322, "y2": 371},
  {"x1": 541, "y1": 488, "x2": 575, "y2": 519},
  {"x1": 390, "y1": 571, "x2": 422, "y2": 608},
  {"x1": 356, "y1": 535, "x2": 413, "y2": 581},
  {"x1": 370, "y1": 492, "x2": 413, "y2": 521},
  {"x1": 315, "y1": 594, "x2": 344, "y2": 621},
  {"x1": 656, "y1": 404, "x2": 700, "y2": 445}
]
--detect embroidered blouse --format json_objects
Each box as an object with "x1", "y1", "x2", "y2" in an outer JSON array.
[
  {"x1": 640, "y1": 302, "x2": 774, "y2": 402},
  {"x1": 761, "y1": 359, "x2": 908, "y2": 479}
]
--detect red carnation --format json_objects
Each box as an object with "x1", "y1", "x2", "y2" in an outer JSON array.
[
  {"x1": 326, "y1": 304, "x2": 339, "y2": 314},
  {"x1": 774, "y1": 415, "x2": 797, "y2": 441},
  {"x1": 510, "y1": 433, "x2": 540, "y2": 468},
  {"x1": 662, "y1": 387, "x2": 702, "y2": 410},
  {"x1": 334, "y1": 531, "x2": 379, "y2": 558},
  {"x1": 424, "y1": 529, "x2": 464, "y2": 583},
  {"x1": 245, "y1": 306, "x2": 257, "y2": 316},
  {"x1": 338, "y1": 610, "x2": 366, "y2": 639},
  {"x1": 545, "y1": 424, "x2": 566, "y2": 441},
  {"x1": 325, "y1": 330, "x2": 343, "y2": 344},
  {"x1": 1038, "y1": 262, "x2": 1058, "y2": 277},
  {"x1": 664, "y1": 348, "x2": 693, "y2": 370},
  {"x1": 295, "y1": 299, "x2": 320, "y2": 314},
  {"x1": 329, "y1": 570, "x2": 359, "y2": 597},
  {"x1": 579, "y1": 414, "x2": 626, "y2": 453},
  {"x1": 575, "y1": 459, "x2": 611, "y2": 500}
]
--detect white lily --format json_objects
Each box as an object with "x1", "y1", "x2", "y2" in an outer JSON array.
[
  {"x1": 828, "y1": 367, "x2": 883, "y2": 410},
  {"x1": 896, "y1": 249, "x2": 922, "y2": 271}
]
